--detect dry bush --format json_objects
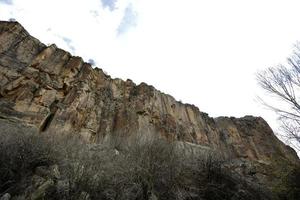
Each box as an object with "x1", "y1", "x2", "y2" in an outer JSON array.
[
  {"x1": 61, "y1": 135, "x2": 271, "y2": 200},
  {"x1": 0, "y1": 131, "x2": 56, "y2": 194},
  {"x1": 0, "y1": 131, "x2": 273, "y2": 200}
]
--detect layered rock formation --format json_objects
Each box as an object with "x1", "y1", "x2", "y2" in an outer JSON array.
[{"x1": 0, "y1": 21, "x2": 299, "y2": 191}]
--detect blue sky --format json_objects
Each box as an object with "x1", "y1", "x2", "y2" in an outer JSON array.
[
  {"x1": 101, "y1": 0, "x2": 117, "y2": 11},
  {"x1": 0, "y1": 0, "x2": 12, "y2": 5},
  {"x1": 1, "y1": 0, "x2": 300, "y2": 145},
  {"x1": 117, "y1": 3, "x2": 137, "y2": 35}
]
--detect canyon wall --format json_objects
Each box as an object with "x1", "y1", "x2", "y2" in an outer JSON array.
[{"x1": 0, "y1": 21, "x2": 298, "y2": 174}]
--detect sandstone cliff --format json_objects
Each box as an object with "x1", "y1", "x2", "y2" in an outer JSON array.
[{"x1": 0, "y1": 21, "x2": 299, "y2": 191}]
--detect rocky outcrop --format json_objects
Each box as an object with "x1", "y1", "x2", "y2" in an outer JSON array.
[{"x1": 0, "y1": 21, "x2": 299, "y2": 192}]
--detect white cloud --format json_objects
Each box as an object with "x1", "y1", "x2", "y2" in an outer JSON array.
[
  {"x1": 101, "y1": 0, "x2": 117, "y2": 11},
  {"x1": 117, "y1": 3, "x2": 137, "y2": 35},
  {"x1": 0, "y1": 0, "x2": 12, "y2": 5},
  {"x1": 58, "y1": 36, "x2": 76, "y2": 54}
]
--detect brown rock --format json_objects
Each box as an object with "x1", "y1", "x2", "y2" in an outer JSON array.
[{"x1": 0, "y1": 21, "x2": 299, "y2": 190}]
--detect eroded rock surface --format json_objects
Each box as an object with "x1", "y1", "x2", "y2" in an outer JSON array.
[{"x1": 0, "y1": 21, "x2": 299, "y2": 191}]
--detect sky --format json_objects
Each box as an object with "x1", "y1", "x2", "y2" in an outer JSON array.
[{"x1": 1, "y1": 0, "x2": 300, "y2": 146}]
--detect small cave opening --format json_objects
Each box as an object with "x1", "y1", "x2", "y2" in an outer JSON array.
[{"x1": 39, "y1": 113, "x2": 54, "y2": 132}]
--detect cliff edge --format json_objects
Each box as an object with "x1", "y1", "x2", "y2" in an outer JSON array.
[{"x1": 0, "y1": 21, "x2": 299, "y2": 196}]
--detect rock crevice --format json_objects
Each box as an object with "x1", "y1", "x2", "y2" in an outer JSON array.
[{"x1": 0, "y1": 21, "x2": 299, "y2": 188}]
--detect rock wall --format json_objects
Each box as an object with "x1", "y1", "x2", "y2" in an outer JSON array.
[{"x1": 0, "y1": 21, "x2": 298, "y2": 168}]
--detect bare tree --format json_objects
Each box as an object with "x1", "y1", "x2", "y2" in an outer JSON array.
[{"x1": 257, "y1": 43, "x2": 300, "y2": 152}]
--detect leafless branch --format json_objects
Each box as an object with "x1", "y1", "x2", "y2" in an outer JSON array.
[{"x1": 257, "y1": 43, "x2": 300, "y2": 151}]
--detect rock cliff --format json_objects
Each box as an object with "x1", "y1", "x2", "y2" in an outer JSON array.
[{"x1": 0, "y1": 21, "x2": 299, "y2": 192}]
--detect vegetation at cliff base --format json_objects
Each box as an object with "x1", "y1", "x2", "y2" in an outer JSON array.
[{"x1": 0, "y1": 130, "x2": 292, "y2": 200}]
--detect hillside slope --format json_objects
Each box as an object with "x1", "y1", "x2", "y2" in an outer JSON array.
[{"x1": 0, "y1": 21, "x2": 299, "y2": 199}]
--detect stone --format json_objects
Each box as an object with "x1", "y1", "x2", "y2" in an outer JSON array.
[
  {"x1": 0, "y1": 193, "x2": 11, "y2": 200},
  {"x1": 30, "y1": 179, "x2": 54, "y2": 200},
  {"x1": 149, "y1": 192, "x2": 158, "y2": 200},
  {"x1": 49, "y1": 164, "x2": 61, "y2": 179},
  {"x1": 56, "y1": 180, "x2": 70, "y2": 199},
  {"x1": 78, "y1": 191, "x2": 90, "y2": 200},
  {"x1": 35, "y1": 165, "x2": 60, "y2": 179},
  {"x1": 0, "y1": 20, "x2": 299, "y2": 196},
  {"x1": 10, "y1": 195, "x2": 25, "y2": 200},
  {"x1": 31, "y1": 175, "x2": 46, "y2": 188},
  {"x1": 35, "y1": 166, "x2": 50, "y2": 178}
]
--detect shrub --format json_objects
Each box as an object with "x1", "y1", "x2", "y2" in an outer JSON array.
[
  {"x1": 0, "y1": 130, "x2": 274, "y2": 200},
  {"x1": 0, "y1": 131, "x2": 56, "y2": 194},
  {"x1": 273, "y1": 167, "x2": 300, "y2": 200}
]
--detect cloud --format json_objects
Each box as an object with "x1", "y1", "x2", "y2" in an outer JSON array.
[
  {"x1": 88, "y1": 59, "x2": 96, "y2": 66},
  {"x1": 90, "y1": 10, "x2": 99, "y2": 18},
  {"x1": 60, "y1": 36, "x2": 76, "y2": 54},
  {"x1": 0, "y1": 0, "x2": 13, "y2": 5},
  {"x1": 44, "y1": 30, "x2": 77, "y2": 54},
  {"x1": 101, "y1": 0, "x2": 117, "y2": 11},
  {"x1": 117, "y1": 3, "x2": 137, "y2": 35}
]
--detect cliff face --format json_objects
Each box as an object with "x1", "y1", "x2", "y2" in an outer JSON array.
[{"x1": 0, "y1": 21, "x2": 298, "y2": 180}]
